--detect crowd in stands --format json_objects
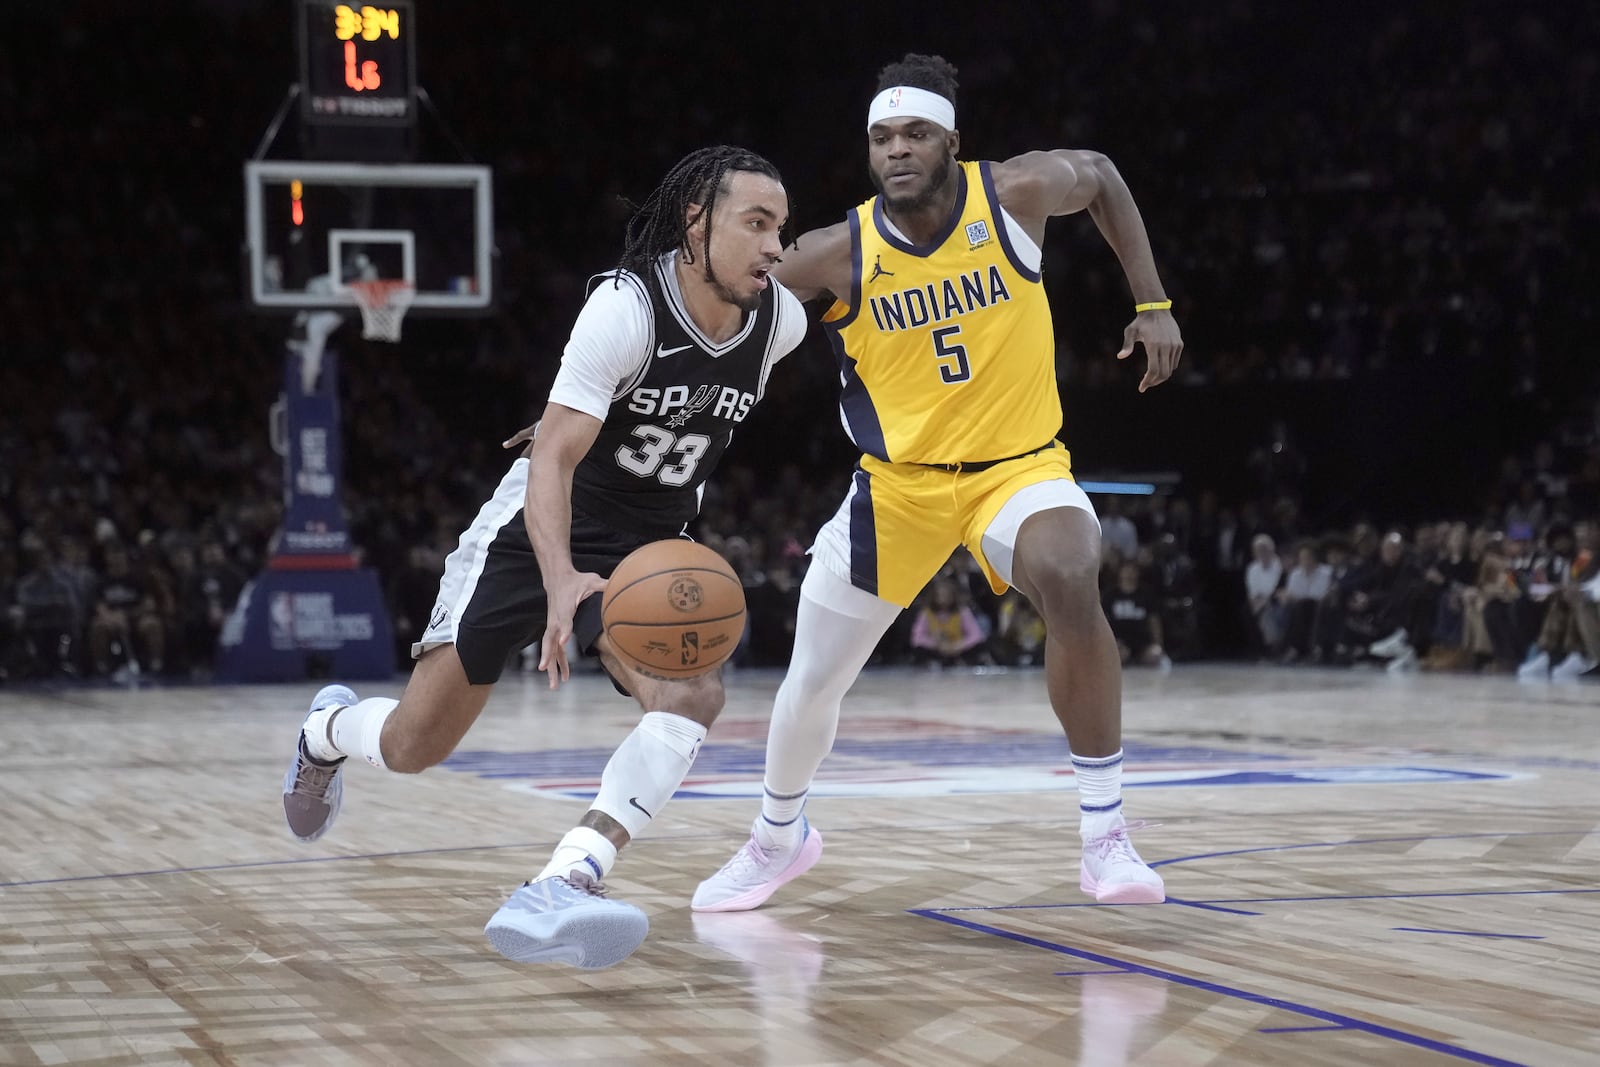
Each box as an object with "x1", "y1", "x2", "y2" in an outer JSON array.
[{"x1": 1, "y1": 3, "x2": 1595, "y2": 684}]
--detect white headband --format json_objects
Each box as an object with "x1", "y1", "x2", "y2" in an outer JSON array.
[{"x1": 867, "y1": 86, "x2": 956, "y2": 131}]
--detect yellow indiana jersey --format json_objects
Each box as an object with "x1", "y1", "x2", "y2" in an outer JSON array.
[{"x1": 822, "y1": 160, "x2": 1060, "y2": 465}]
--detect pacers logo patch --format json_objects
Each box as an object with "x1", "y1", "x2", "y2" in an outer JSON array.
[{"x1": 965, "y1": 219, "x2": 993, "y2": 250}]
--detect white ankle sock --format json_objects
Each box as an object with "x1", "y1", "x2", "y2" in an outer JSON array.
[
  {"x1": 589, "y1": 711, "x2": 707, "y2": 840},
  {"x1": 538, "y1": 826, "x2": 618, "y2": 882},
  {"x1": 1073, "y1": 749, "x2": 1124, "y2": 837},
  {"x1": 319, "y1": 697, "x2": 399, "y2": 768},
  {"x1": 757, "y1": 785, "x2": 808, "y2": 848}
]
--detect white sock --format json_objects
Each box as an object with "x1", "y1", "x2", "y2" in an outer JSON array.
[
  {"x1": 1073, "y1": 749, "x2": 1124, "y2": 838},
  {"x1": 757, "y1": 785, "x2": 809, "y2": 849},
  {"x1": 320, "y1": 697, "x2": 399, "y2": 769},
  {"x1": 537, "y1": 826, "x2": 618, "y2": 883},
  {"x1": 589, "y1": 711, "x2": 707, "y2": 841}
]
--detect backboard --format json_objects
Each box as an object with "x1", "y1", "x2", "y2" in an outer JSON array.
[{"x1": 244, "y1": 160, "x2": 493, "y2": 313}]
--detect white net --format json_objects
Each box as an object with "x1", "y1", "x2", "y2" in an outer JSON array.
[{"x1": 348, "y1": 279, "x2": 416, "y2": 342}]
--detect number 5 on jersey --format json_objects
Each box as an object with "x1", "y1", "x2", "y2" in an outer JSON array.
[
  {"x1": 616, "y1": 425, "x2": 710, "y2": 486},
  {"x1": 932, "y1": 325, "x2": 971, "y2": 384}
]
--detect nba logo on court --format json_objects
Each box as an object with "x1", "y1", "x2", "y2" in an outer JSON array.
[{"x1": 966, "y1": 220, "x2": 992, "y2": 249}]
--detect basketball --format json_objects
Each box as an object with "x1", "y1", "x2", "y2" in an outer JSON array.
[{"x1": 601, "y1": 540, "x2": 746, "y2": 679}]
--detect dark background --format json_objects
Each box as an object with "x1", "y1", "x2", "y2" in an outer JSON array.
[{"x1": 2, "y1": 0, "x2": 1596, "y2": 675}]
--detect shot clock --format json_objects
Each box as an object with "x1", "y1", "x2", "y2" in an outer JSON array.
[{"x1": 299, "y1": 1, "x2": 416, "y2": 125}]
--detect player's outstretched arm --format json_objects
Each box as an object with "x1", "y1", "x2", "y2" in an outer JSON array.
[
  {"x1": 769, "y1": 220, "x2": 854, "y2": 305},
  {"x1": 994, "y1": 149, "x2": 1183, "y2": 392},
  {"x1": 525, "y1": 402, "x2": 609, "y2": 689}
]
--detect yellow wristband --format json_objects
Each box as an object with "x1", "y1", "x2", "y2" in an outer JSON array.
[{"x1": 1135, "y1": 300, "x2": 1172, "y2": 313}]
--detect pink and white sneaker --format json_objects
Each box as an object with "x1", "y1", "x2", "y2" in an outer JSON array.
[
  {"x1": 692, "y1": 819, "x2": 823, "y2": 913},
  {"x1": 1081, "y1": 816, "x2": 1166, "y2": 904}
]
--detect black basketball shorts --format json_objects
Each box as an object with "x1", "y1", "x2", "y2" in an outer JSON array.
[{"x1": 413, "y1": 459, "x2": 676, "y2": 686}]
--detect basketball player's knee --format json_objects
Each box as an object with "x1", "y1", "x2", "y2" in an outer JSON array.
[
  {"x1": 781, "y1": 653, "x2": 856, "y2": 705},
  {"x1": 1025, "y1": 554, "x2": 1101, "y2": 619}
]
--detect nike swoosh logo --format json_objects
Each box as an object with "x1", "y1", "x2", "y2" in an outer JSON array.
[
  {"x1": 656, "y1": 343, "x2": 694, "y2": 359},
  {"x1": 628, "y1": 796, "x2": 653, "y2": 818}
]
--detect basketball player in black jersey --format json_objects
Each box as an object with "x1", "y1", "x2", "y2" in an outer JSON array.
[{"x1": 280, "y1": 146, "x2": 809, "y2": 969}]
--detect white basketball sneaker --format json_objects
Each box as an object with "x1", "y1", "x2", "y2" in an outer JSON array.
[
  {"x1": 692, "y1": 819, "x2": 824, "y2": 913},
  {"x1": 1080, "y1": 815, "x2": 1166, "y2": 904},
  {"x1": 484, "y1": 872, "x2": 649, "y2": 969},
  {"x1": 281, "y1": 684, "x2": 358, "y2": 842}
]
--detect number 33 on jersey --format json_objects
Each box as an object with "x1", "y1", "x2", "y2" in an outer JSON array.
[{"x1": 569, "y1": 256, "x2": 804, "y2": 533}]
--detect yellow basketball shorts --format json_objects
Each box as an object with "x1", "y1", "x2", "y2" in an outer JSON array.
[{"x1": 807, "y1": 441, "x2": 1100, "y2": 607}]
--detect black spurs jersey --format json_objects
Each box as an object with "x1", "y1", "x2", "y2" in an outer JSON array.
[{"x1": 564, "y1": 255, "x2": 804, "y2": 534}]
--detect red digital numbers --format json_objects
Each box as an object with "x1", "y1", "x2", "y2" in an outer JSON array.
[{"x1": 334, "y1": 5, "x2": 398, "y2": 93}]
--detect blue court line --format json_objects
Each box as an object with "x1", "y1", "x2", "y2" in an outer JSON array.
[
  {"x1": 911, "y1": 909, "x2": 1525, "y2": 1067},
  {"x1": 1393, "y1": 928, "x2": 1546, "y2": 940},
  {"x1": 1259, "y1": 1025, "x2": 1350, "y2": 1034},
  {"x1": 930, "y1": 886, "x2": 1597, "y2": 913},
  {"x1": 1053, "y1": 969, "x2": 1129, "y2": 976},
  {"x1": 1165, "y1": 897, "x2": 1262, "y2": 915},
  {"x1": 12, "y1": 827, "x2": 1582, "y2": 893}
]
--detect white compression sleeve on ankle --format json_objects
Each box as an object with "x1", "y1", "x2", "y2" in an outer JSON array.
[
  {"x1": 589, "y1": 711, "x2": 707, "y2": 840},
  {"x1": 327, "y1": 697, "x2": 399, "y2": 769},
  {"x1": 761, "y1": 566, "x2": 899, "y2": 835},
  {"x1": 538, "y1": 826, "x2": 619, "y2": 882}
]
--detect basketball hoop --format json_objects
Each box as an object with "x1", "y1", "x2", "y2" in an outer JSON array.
[{"x1": 347, "y1": 279, "x2": 416, "y2": 342}]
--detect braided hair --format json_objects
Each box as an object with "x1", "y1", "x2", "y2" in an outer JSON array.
[
  {"x1": 875, "y1": 53, "x2": 960, "y2": 110},
  {"x1": 616, "y1": 145, "x2": 786, "y2": 291}
]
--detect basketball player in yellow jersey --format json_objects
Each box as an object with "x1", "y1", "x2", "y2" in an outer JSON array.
[{"x1": 694, "y1": 54, "x2": 1184, "y2": 911}]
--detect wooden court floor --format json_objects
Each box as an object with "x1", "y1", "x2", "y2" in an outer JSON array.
[{"x1": 1, "y1": 664, "x2": 1596, "y2": 1066}]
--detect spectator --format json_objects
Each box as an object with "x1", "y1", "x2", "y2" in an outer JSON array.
[
  {"x1": 1244, "y1": 533, "x2": 1286, "y2": 657},
  {"x1": 1098, "y1": 496, "x2": 1139, "y2": 560},
  {"x1": 1276, "y1": 541, "x2": 1332, "y2": 663},
  {"x1": 1355, "y1": 531, "x2": 1425, "y2": 671},
  {"x1": 1460, "y1": 549, "x2": 1523, "y2": 673},
  {"x1": 1420, "y1": 523, "x2": 1480, "y2": 670},
  {"x1": 908, "y1": 577, "x2": 990, "y2": 670},
  {"x1": 1103, "y1": 562, "x2": 1170, "y2": 671},
  {"x1": 87, "y1": 543, "x2": 166, "y2": 679},
  {"x1": 1536, "y1": 520, "x2": 1600, "y2": 682},
  {"x1": 992, "y1": 588, "x2": 1046, "y2": 667},
  {"x1": 1150, "y1": 533, "x2": 1201, "y2": 661},
  {"x1": 15, "y1": 545, "x2": 83, "y2": 678}
]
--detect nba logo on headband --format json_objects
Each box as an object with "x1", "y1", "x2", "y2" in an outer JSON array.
[{"x1": 867, "y1": 86, "x2": 956, "y2": 130}]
